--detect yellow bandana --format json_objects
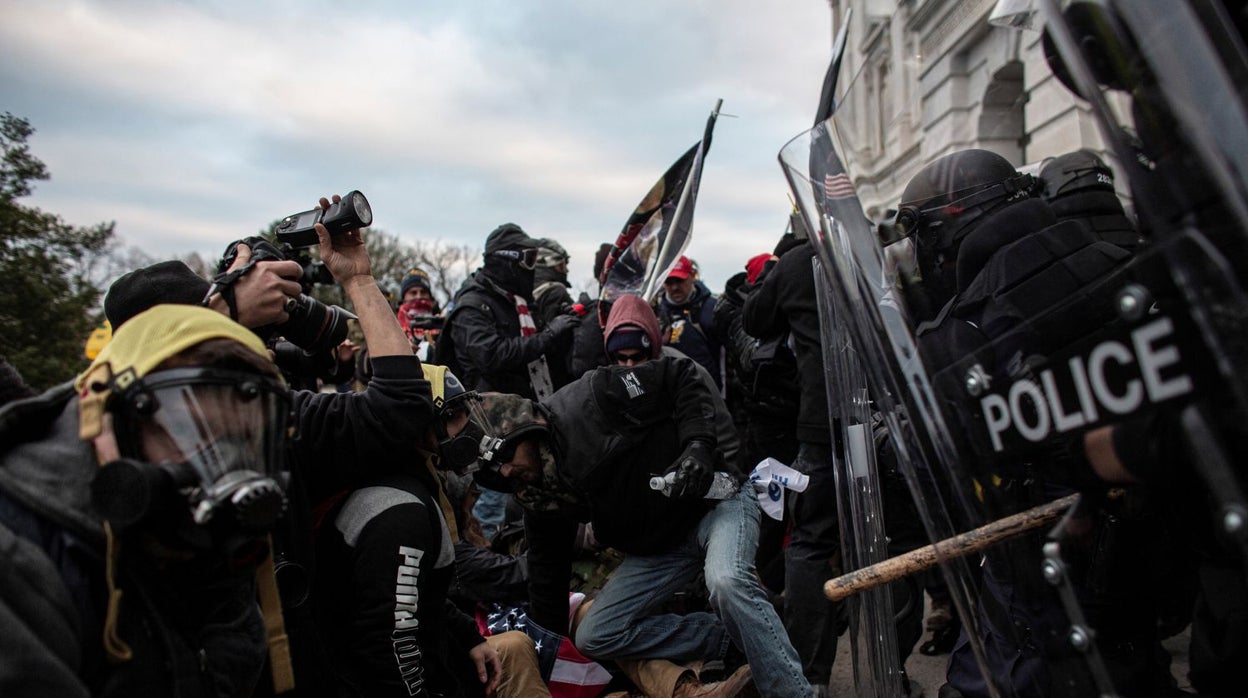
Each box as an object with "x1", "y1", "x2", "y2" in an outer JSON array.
[
  {"x1": 421, "y1": 363, "x2": 448, "y2": 409},
  {"x1": 74, "y1": 304, "x2": 274, "y2": 441}
]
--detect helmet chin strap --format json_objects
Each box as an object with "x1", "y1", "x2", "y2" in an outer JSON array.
[{"x1": 423, "y1": 455, "x2": 462, "y2": 545}]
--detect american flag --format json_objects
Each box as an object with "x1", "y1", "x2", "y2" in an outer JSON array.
[
  {"x1": 824, "y1": 172, "x2": 856, "y2": 200},
  {"x1": 478, "y1": 601, "x2": 613, "y2": 698}
]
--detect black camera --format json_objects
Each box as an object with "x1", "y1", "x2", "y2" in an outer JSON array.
[
  {"x1": 287, "y1": 249, "x2": 336, "y2": 293},
  {"x1": 275, "y1": 190, "x2": 372, "y2": 248},
  {"x1": 218, "y1": 237, "x2": 356, "y2": 358},
  {"x1": 404, "y1": 312, "x2": 445, "y2": 331}
]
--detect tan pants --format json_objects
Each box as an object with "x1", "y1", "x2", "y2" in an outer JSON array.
[
  {"x1": 612, "y1": 658, "x2": 696, "y2": 698},
  {"x1": 486, "y1": 631, "x2": 553, "y2": 698}
]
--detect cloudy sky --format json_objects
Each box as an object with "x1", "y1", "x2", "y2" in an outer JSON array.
[{"x1": 2, "y1": 0, "x2": 834, "y2": 295}]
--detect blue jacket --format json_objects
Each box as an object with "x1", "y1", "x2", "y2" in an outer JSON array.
[{"x1": 656, "y1": 281, "x2": 725, "y2": 390}]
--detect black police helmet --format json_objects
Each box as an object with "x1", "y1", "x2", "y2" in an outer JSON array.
[{"x1": 898, "y1": 149, "x2": 1026, "y2": 257}]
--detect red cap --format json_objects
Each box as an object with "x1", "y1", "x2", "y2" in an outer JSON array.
[
  {"x1": 745, "y1": 254, "x2": 775, "y2": 285},
  {"x1": 666, "y1": 256, "x2": 695, "y2": 280}
]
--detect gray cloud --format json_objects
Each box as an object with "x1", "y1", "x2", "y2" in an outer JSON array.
[{"x1": 1, "y1": 0, "x2": 831, "y2": 292}]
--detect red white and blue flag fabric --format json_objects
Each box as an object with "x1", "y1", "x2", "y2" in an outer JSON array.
[{"x1": 477, "y1": 602, "x2": 613, "y2": 698}]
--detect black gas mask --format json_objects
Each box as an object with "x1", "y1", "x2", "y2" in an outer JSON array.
[
  {"x1": 435, "y1": 395, "x2": 491, "y2": 473},
  {"x1": 91, "y1": 367, "x2": 291, "y2": 552},
  {"x1": 421, "y1": 364, "x2": 492, "y2": 474}
]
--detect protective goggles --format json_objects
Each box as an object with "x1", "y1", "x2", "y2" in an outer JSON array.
[
  {"x1": 893, "y1": 172, "x2": 1036, "y2": 249},
  {"x1": 490, "y1": 248, "x2": 539, "y2": 270}
]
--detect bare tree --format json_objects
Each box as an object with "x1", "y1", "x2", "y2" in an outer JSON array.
[
  {"x1": 181, "y1": 251, "x2": 215, "y2": 279},
  {"x1": 408, "y1": 239, "x2": 479, "y2": 304}
]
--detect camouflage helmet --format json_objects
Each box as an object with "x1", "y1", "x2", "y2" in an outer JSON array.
[{"x1": 535, "y1": 238, "x2": 570, "y2": 269}]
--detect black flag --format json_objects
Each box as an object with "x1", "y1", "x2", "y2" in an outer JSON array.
[{"x1": 600, "y1": 100, "x2": 722, "y2": 306}]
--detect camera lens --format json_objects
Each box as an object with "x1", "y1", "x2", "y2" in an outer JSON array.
[
  {"x1": 351, "y1": 191, "x2": 372, "y2": 227},
  {"x1": 279, "y1": 295, "x2": 354, "y2": 355}
]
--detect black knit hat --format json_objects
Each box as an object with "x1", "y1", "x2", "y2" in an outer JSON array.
[
  {"x1": 105, "y1": 260, "x2": 212, "y2": 329},
  {"x1": 605, "y1": 326, "x2": 649, "y2": 355},
  {"x1": 485, "y1": 223, "x2": 536, "y2": 254},
  {"x1": 400, "y1": 268, "x2": 433, "y2": 298}
]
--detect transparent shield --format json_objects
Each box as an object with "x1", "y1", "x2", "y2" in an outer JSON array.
[
  {"x1": 815, "y1": 255, "x2": 903, "y2": 698},
  {"x1": 782, "y1": 2, "x2": 1248, "y2": 695},
  {"x1": 783, "y1": 120, "x2": 1025, "y2": 698},
  {"x1": 1039, "y1": 0, "x2": 1248, "y2": 542}
]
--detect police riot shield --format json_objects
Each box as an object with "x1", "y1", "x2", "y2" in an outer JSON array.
[
  {"x1": 814, "y1": 255, "x2": 903, "y2": 698},
  {"x1": 782, "y1": 102, "x2": 1020, "y2": 697},
  {"x1": 782, "y1": 1, "x2": 1248, "y2": 695}
]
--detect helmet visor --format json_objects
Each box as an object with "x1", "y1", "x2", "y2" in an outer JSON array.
[{"x1": 114, "y1": 367, "x2": 290, "y2": 488}]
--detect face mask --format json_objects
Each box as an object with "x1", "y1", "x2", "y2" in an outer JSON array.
[{"x1": 433, "y1": 392, "x2": 491, "y2": 474}]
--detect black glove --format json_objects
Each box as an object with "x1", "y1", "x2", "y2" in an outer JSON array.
[
  {"x1": 546, "y1": 314, "x2": 578, "y2": 337},
  {"x1": 664, "y1": 440, "x2": 716, "y2": 499}
]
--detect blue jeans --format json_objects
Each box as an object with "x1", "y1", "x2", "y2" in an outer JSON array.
[
  {"x1": 473, "y1": 486, "x2": 509, "y2": 542},
  {"x1": 573, "y1": 488, "x2": 812, "y2": 698}
]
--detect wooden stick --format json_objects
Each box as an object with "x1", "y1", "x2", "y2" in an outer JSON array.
[{"x1": 823, "y1": 493, "x2": 1082, "y2": 603}]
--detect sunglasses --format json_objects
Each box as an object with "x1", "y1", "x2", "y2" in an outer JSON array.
[
  {"x1": 490, "y1": 248, "x2": 539, "y2": 270},
  {"x1": 611, "y1": 349, "x2": 648, "y2": 365}
]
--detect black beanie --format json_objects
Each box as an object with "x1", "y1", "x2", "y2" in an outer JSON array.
[
  {"x1": 605, "y1": 326, "x2": 650, "y2": 355},
  {"x1": 485, "y1": 223, "x2": 536, "y2": 254},
  {"x1": 400, "y1": 268, "x2": 433, "y2": 298},
  {"x1": 105, "y1": 260, "x2": 212, "y2": 329}
]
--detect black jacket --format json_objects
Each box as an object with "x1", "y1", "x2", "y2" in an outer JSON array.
[
  {"x1": 519, "y1": 355, "x2": 742, "y2": 632},
  {"x1": 0, "y1": 356, "x2": 433, "y2": 698},
  {"x1": 0, "y1": 386, "x2": 266, "y2": 698},
  {"x1": 569, "y1": 300, "x2": 608, "y2": 378},
  {"x1": 742, "y1": 242, "x2": 830, "y2": 444},
  {"x1": 288, "y1": 355, "x2": 433, "y2": 501},
  {"x1": 442, "y1": 271, "x2": 568, "y2": 397},
  {"x1": 315, "y1": 470, "x2": 485, "y2": 698}
]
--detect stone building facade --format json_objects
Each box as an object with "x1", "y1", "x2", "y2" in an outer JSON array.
[{"x1": 827, "y1": 0, "x2": 1114, "y2": 220}]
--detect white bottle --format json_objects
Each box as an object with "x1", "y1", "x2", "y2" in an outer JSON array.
[{"x1": 649, "y1": 471, "x2": 740, "y2": 500}]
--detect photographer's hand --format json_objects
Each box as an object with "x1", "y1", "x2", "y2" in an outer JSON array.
[
  {"x1": 315, "y1": 194, "x2": 369, "y2": 284},
  {"x1": 314, "y1": 194, "x2": 411, "y2": 359},
  {"x1": 206, "y1": 241, "x2": 303, "y2": 329}
]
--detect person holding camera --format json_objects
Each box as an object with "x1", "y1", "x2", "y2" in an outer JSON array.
[
  {"x1": 106, "y1": 195, "x2": 424, "y2": 498},
  {"x1": 395, "y1": 267, "x2": 442, "y2": 362},
  {"x1": 100, "y1": 194, "x2": 441, "y2": 693},
  {"x1": 0, "y1": 304, "x2": 296, "y2": 697}
]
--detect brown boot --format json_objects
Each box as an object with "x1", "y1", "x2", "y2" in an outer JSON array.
[{"x1": 672, "y1": 665, "x2": 753, "y2": 698}]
